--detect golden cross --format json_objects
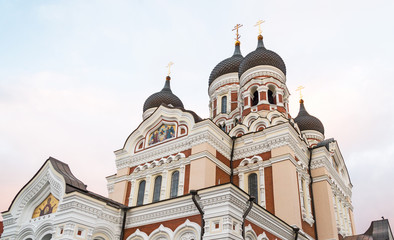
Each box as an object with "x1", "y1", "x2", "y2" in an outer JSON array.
[
  {"x1": 166, "y1": 62, "x2": 174, "y2": 76},
  {"x1": 254, "y1": 20, "x2": 265, "y2": 35},
  {"x1": 295, "y1": 86, "x2": 305, "y2": 99},
  {"x1": 232, "y1": 24, "x2": 243, "y2": 42}
]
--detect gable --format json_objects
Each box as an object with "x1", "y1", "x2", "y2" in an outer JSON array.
[{"x1": 119, "y1": 105, "x2": 200, "y2": 155}]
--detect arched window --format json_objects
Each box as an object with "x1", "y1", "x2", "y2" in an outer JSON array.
[
  {"x1": 137, "y1": 180, "x2": 146, "y2": 206},
  {"x1": 170, "y1": 171, "x2": 179, "y2": 198},
  {"x1": 41, "y1": 234, "x2": 52, "y2": 240},
  {"x1": 248, "y1": 173, "x2": 258, "y2": 203},
  {"x1": 251, "y1": 90, "x2": 259, "y2": 106},
  {"x1": 221, "y1": 96, "x2": 227, "y2": 113},
  {"x1": 268, "y1": 86, "x2": 276, "y2": 104},
  {"x1": 153, "y1": 176, "x2": 162, "y2": 202}
]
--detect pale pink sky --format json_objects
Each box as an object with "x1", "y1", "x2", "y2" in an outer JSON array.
[{"x1": 1, "y1": 0, "x2": 393, "y2": 233}]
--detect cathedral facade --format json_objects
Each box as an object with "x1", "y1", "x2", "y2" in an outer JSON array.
[{"x1": 2, "y1": 29, "x2": 360, "y2": 240}]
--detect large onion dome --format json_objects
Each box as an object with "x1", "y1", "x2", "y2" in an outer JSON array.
[
  {"x1": 143, "y1": 76, "x2": 184, "y2": 112},
  {"x1": 238, "y1": 35, "x2": 286, "y2": 77},
  {"x1": 294, "y1": 99, "x2": 325, "y2": 135},
  {"x1": 209, "y1": 42, "x2": 244, "y2": 86}
]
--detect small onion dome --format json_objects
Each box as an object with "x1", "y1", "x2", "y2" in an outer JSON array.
[
  {"x1": 294, "y1": 99, "x2": 325, "y2": 135},
  {"x1": 143, "y1": 76, "x2": 184, "y2": 112},
  {"x1": 238, "y1": 35, "x2": 286, "y2": 78},
  {"x1": 208, "y1": 41, "x2": 244, "y2": 86}
]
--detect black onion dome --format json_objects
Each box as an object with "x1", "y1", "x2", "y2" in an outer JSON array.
[
  {"x1": 209, "y1": 43, "x2": 244, "y2": 86},
  {"x1": 143, "y1": 76, "x2": 184, "y2": 112},
  {"x1": 294, "y1": 100, "x2": 325, "y2": 135},
  {"x1": 238, "y1": 35, "x2": 286, "y2": 77}
]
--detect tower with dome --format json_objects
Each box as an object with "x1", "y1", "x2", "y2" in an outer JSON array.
[{"x1": 3, "y1": 23, "x2": 389, "y2": 240}]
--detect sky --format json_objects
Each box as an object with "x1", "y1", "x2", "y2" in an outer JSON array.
[{"x1": 1, "y1": 0, "x2": 393, "y2": 234}]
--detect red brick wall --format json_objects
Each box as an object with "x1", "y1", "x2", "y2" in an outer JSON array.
[
  {"x1": 216, "y1": 166, "x2": 230, "y2": 184},
  {"x1": 124, "y1": 215, "x2": 201, "y2": 239},
  {"x1": 184, "y1": 164, "x2": 190, "y2": 194},
  {"x1": 0, "y1": 221, "x2": 3, "y2": 237},
  {"x1": 245, "y1": 220, "x2": 280, "y2": 240},
  {"x1": 264, "y1": 167, "x2": 275, "y2": 214},
  {"x1": 216, "y1": 151, "x2": 230, "y2": 167}
]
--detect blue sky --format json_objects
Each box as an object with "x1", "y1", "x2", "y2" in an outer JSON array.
[{"x1": 1, "y1": 0, "x2": 393, "y2": 233}]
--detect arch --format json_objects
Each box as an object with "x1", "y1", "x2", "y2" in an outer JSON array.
[
  {"x1": 126, "y1": 229, "x2": 149, "y2": 240},
  {"x1": 149, "y1": 225, "x2": 173, "y2": 240},
  {"x1": 239, "y1": 158, "x2": 251, "y2": 167},
  {"x1": 170, "y1": 171, "x2": 179, "y2": 198},
  {"x1": 248, "y1": 173, "x2": 258, "y2": 203},
  {"x1": 16, "y1": 225, "x2": 34, "y2": 240},
  {"x1": 93, "y1": 237, "x2": 106, "y2": 240},
  {"x1": 35, "y1": 221, "x2": 54, "y2": 240},
  {"x1": 257, "y1": 232, "x2": 269, "y2": 240},
  {"x1": 173, "y1": 219, "x2": 201, "y2": 240},
  {"x1": 249, "y1": 118, "x2": 270, "y2": 132},
  {"x1": 92, "y1": 225, "x2": 116, "y2": 240},
  {"x1": 245, "y1": 224, "x2": 258, "y2": 240},
  {"x1": 41, "y1": 234, "x2": 52, "y2": 240},
  {"x1": 153, "y1": 175, "x2": 162, "y2": 202},
  {"x1": 229, "y1": 124, "x2": 248, "y2": 137},
  {"x1": 137, "y1": 180, "x2": 146, "y2": 206}
]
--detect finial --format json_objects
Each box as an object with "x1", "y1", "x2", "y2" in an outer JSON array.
[
  {"x1": 296, "y1": 86, "x2": 305, "y2": 102},
  {"x1": 232, "y1": 24, "x2": 243, "y2": 45},
  {"x1": 254, "y1": 19, "x2": 265, "y2": 36},
  {"x1": 166, "y1": 62, "x2": 174, "y2": 77}
]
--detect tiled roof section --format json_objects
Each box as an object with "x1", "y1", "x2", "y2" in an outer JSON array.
[
  {"x1": 238, "y1": 36, "x2": 286, "y2": 77},
  {"x1": 209, "y1": 44, "x2": 243, "y2": 86},
  {"x1": 294, "y1": 100, "x2": 325, "y2": 135},
  {"x1": 143, "y1": 78, "x2": 184, "y2": 112},
  {"x1": 48, "y1": 157, "x2": 87, "y2": 192},
  {"x1": 344, "y1": 219, "x2": 393, "y2": 240}
]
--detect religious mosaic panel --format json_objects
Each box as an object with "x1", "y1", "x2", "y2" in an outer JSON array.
[
  {"x1": 148, "y1": 124, "x2": 176, "y2": 146},
  {"x1": 32, "y1": 193, "x2": 59, "y2": 218}
]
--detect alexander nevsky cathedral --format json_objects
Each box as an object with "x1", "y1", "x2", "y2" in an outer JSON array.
[{"x1": 1, "y1": 23, "x2": 392, "y2": 240}]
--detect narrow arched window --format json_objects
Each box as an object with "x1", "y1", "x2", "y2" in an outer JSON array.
[
  {"x1": 268, "y1": 89, "x2": 276, "y2": 104},
  {"x1": 153, "y1": 176, "x2": 162, "y2": 202},
  {"x1": 252, "y1": 90, "x2": 259, "y2": 106},
  {"x1": 137, "y1": 180, "x2": 146, "y2": 206},
  {"x1": 221, "y1": 96, "x2": 227, "y2": 113},
  {"x1": 248, "y1": 173, "x2": 258, "y2": 203},
  {"x1": 170, "y1": 171, "x2": 179, "y2": 198}
]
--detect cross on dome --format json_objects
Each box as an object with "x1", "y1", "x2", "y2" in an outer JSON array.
[
  {"x1": 254, "y1": 19, "x2": 265, "y2": 35},
  {"x1": 232, "y1": 24, "x2": 243, "y2": 44},
  {"x1": 166, "y1": 61, "x2": 174, "y2": 76},
  {"x1": 296, "y1": 86, "x2": 305, "y2": 101}
]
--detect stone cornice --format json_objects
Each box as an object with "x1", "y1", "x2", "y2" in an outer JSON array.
[
  {"x1": 208, "y1": 73, "x2": 239, "y2": 96},
  {"x1": 116, "y1": 124, "x2": 232, "y2": 170},
  {"x1": 311, "y1": 149, "x2": 352, "y2": 197},
  {"x1": 233, "y1": 123, "x2": 308, "y2": 163}
]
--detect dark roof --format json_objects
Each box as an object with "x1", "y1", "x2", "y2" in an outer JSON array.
[
  {"x1": 48, "y1": 157, "x2": 125, "y2": 208},
  {"x1": 345, "y1": 219, "x2": 393, "y2": 240},
  {"x1": 3, "y1": 157, "x2": 125, "y2": 213},
  {"x1": 238, "y1": 35, "x2": 286, "y2": 78},
  {"x1": 48, "y1": 157, "x2": 87, "y2": 193},
  {"x1": 143, "y1": 76, "x2": 184, "y2": 112},
  {"x1": 315, "y1": 138, "x2": 335, "y2": 150},
  {"x1": 209, "y1": 43, "x2": 244, "y2": 86},
  {"x1": 294, "y1": 99, "x2": 325, "y2": 135}
]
